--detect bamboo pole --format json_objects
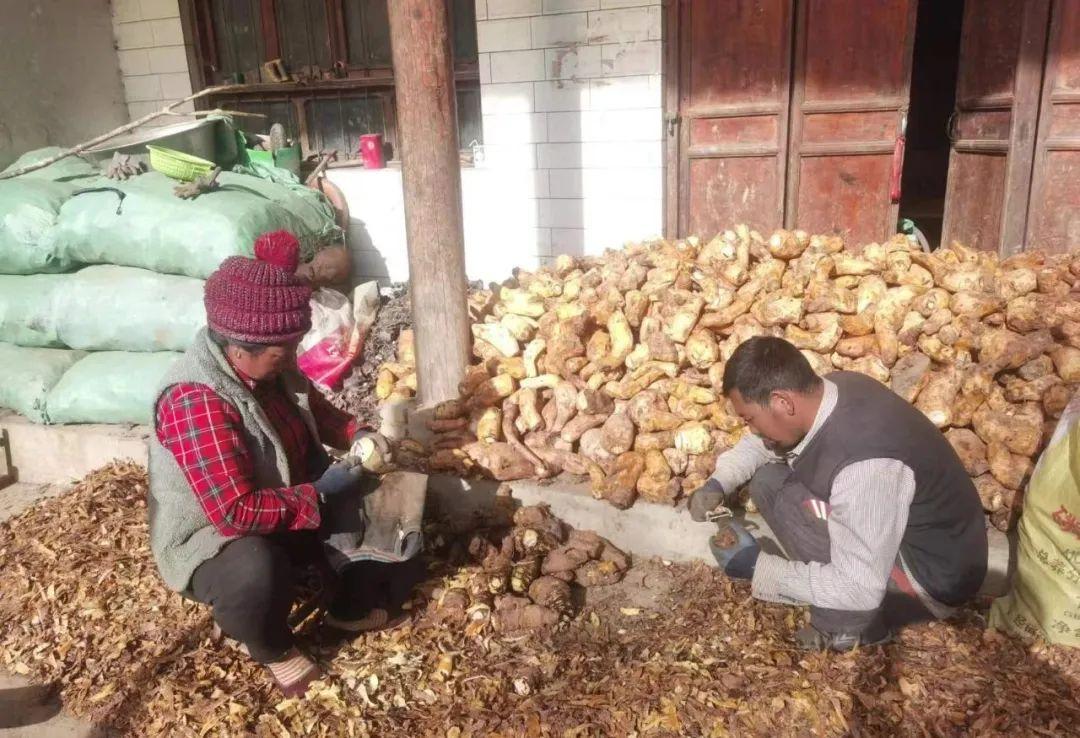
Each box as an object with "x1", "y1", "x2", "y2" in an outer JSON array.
[{"x1": 0, "y1": 86, "x2": 242, "y2": 180}]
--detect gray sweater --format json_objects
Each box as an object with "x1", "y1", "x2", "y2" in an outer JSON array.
[{"x1": 147, "y1": 328, "x2": 324, "y2": 593}]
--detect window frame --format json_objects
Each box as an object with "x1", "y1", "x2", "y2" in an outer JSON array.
[{"x1": 184, "y1": 0, "x2": 480, "y2": 160}]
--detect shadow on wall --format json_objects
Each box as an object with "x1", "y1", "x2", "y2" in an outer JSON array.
[{"x1": 345, "y1": 218, "x2": 390, "y2": 287}]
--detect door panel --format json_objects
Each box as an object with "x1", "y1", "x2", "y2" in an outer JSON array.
[
  {"x1": 794, "y1": 155, "x2": 895, "y2": 244},
  {"x1": 671, "y1": 0, "x2": 794, "y2": 237},
  {"x1": 943, "y1": 154, "x2": 1010, "y2": 251},
  {"x1": 689, "y1": 116, "x2": 778, "y2": 147},
  {"x1": 687, "y1": 158, "x2": 781, "y2": 237},
  {"x1": 1026, "y1": 0, "x2": 1080, "y2": 254},
  {"x1": 941, "y1": 0, "x2": 1051, "y2": 253},
  {"x1": 785, "y1": 0, "x2": 917, "y2": 246}
]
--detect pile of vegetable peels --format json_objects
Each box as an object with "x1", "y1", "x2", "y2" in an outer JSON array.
[{"x1": 0, "y1": 463, "x2": 1077, "y2": 737}]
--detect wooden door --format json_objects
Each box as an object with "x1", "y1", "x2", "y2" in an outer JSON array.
[
  {"x1": 940, "y1": 0, "x2": 1051, "y2": 253},
  {"x1": 784, "y1": 0, "x2": 918, "y2": 246},
  {"x1": 667, "y1": 0, "x2": 795, "y2": 238},
  {"x1": 1025, "y1": 0, "x2": 1080, "y2": 254}
]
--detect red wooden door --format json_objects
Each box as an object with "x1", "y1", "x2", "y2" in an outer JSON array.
[
  {"x1": 784, "y1": 0, "x2": 918, "y2": 246},
  {"x1": 940, "y1": 0, "x2": 1051, "y2": 254},
  {"x1": 668, "y1": 0, "x2": 795, "y2": 237},
  {"x1": 1025, "y1": 0, "x2": 1080, "y2": 254}
]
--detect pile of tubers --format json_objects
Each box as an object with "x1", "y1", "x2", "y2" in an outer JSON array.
[
  {"x1": 429, "y1": 504, "x2": 630, "y2": 634},
  {"x1": 377, "y1": 226, "x2": 1080, "y2": 531}
]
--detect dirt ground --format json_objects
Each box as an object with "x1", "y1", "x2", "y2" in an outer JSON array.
[{"x1": 0, "y1": 464, "x2": 1077, "y2": 738}]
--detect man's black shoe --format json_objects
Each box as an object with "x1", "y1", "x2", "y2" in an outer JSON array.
[{"x1": 794, "y1": 623, "x2": 893, "y2": 652}]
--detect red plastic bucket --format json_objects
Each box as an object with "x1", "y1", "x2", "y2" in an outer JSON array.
[{"x1": 359, "y1": 134, "x2": 385, "y2": 168}]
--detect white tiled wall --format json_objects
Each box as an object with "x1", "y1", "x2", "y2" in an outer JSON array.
[
  {"x1": 473, "y1": 0, "x2": 664, "y2": 263},
  {"x1": 111, "y1": 0, "x2": 195, "y2": 125}
]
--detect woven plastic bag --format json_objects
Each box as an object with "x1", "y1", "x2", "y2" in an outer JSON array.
[
  {"x1": 0, "y1": 147, "x2": 100, "y2": 275},
  {"x1": 0, "y1": 273, "x2": 66, "y2": 347},
  {"x1": 0, "y1": 343, "x2": 86, "y2": 423},
  {"x1": 45, "y1": 351, "x2": 181, "y2": 425},
  {"x1": 51, "y1": 170, "x2": 340, "y2": 279},
  {"x1": 297, "y1": 283, "x2": 380, "y2": 390},
  {"x1": 53, "y1": 265, "x2": 205, "y2": 352},
  {"x1": 989, "y1": 389, "x2": 1080, "y2": 647}
]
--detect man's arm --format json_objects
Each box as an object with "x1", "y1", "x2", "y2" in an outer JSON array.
[
  {"x1": 709, "y1": 433, "x2": 778, "y2": 496},
  {"x1": 156, "y1": 384, "x2": 322, "y2": 537},
  {"x1": 750, "y1": 458, "x2": 915, "y2": 611}
]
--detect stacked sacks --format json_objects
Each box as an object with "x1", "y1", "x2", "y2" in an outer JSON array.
[
  {"x1": 0, "y1": 146, "x2": 341, "y2": 425},
  {"x1": 0, "y1": 265, "x2": 200, "y2": 425},
  {"x1": 50, "y1": 169, "x2": 339, "y2": 279},
  {"x1": 381, "y1": 227, "x2": 1080, "y2": 531},
  {"x1": 0, "y1": 267, "x2": 204, "y2": 352},
  {"x1": 0, "y1": 149, "x2": 99, "y2": 275}
]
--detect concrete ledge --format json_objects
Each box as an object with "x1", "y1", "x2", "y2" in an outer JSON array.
[
  {"x1": 427, "y1": 473, "x2": 1012, "y2": 598},
  {"x1": 0, "y1": 411, "x2": 150, "y2": 486},
  {"x1": 0, "y1": 412, "x2": 1011, "y2": 598}
]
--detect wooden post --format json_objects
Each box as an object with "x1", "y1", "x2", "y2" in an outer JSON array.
[{"x1": 388, "y1": 0, "x2": 470, "y2": 405}]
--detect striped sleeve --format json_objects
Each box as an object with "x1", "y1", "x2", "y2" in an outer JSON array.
[
  {"x1": 709, "y1": 433, "x2": 779, "y2": 495},
  {"x1": 751, "y1": 458, "x2": 915, "y2": 611}
]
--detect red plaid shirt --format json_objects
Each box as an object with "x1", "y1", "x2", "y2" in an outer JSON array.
[{"x1": 155, "y1": 371, "x2": 359, "y2": 538}]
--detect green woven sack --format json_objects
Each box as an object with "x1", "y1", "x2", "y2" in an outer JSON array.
[
  {"x1": 990, "y1": 390, "x2": 1080, "y2": 647},
  {"x1": 53, "y1": 265, "x2": 205, "y2": 352},
  {"x1": 0, "y1": 147, "x2": 101, "y2": 275},
  {"x1": 0, "y1": 273, "x2": 66, "y2": 347},
  {"x1": 0, "y1": 343, "x2": 86, "y2": 423},
  {"x1": 46, "y1": 351, "x2": 181, "y2": 425},
  {"x1": 52, "y1": 169, "x2": 340, "y2": 279}
]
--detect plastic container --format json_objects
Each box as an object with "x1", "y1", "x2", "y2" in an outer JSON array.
[
  {"x1": 359, "y1": 134, "x2": 385, "y2": 169},
  {"x1": 247, "y1": 143, "x2": 301, "y2": 175},
  {"x1": 85, "y1": 117, "x2": 237, "y2": 170},
  {"x1": 146, "y1": 145, "x2": 216, "y2": 182}
]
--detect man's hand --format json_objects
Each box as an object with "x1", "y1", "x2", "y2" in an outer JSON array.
[
  {"x1": 709, "y1": 520, "x2": 760, "y2": 580},
  {"x1": 688, "y1": 478, "x2": 727, "y2": 521},
  {"x1": 314, "y1": 458, "x2": 364, "y2": 500}
]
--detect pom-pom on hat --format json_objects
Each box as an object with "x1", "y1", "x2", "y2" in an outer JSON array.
[{"x1": 204, "y1": 230, "x2": 312, "y2": 344}]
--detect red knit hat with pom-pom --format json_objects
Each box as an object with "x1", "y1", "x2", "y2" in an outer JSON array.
[{"x1": 204, "y1": 230, "x2": 312, "y2": 344}]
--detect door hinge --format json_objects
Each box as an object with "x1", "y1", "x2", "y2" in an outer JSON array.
[{"x1": 666, "y1": 114, "x2": 680, "y2": 137}]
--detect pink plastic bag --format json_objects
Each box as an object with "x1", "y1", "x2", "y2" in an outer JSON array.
[{"x1": 297, "y1": 283, "x2": 380, "y2": 390}]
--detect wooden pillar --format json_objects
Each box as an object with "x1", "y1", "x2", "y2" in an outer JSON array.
[{"x1": 388, "y1": 0, "x2": 470, "y2": 405}]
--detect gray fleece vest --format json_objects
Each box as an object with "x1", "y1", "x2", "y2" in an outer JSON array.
[
  {"x1": 789, "y1": 372, "x2": 988, "y2": 605},
  {"x1": 148, "y1": 328, "x2": 326, "y2": 593}
]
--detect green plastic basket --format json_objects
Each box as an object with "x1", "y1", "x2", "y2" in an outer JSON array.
[{"x1": 146, "y1": 144, "x2": 215, "y2": 182}]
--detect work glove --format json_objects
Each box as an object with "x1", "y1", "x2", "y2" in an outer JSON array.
[
  {"x1": 709, "y1": 519, "x2": 760, "y2": 580},
  {"x1": 688, "y1": 478, "x2": 728, "y2": 522},
  {"x1": 314, "y1": 457, "x2": 364, "y2": 500}
]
